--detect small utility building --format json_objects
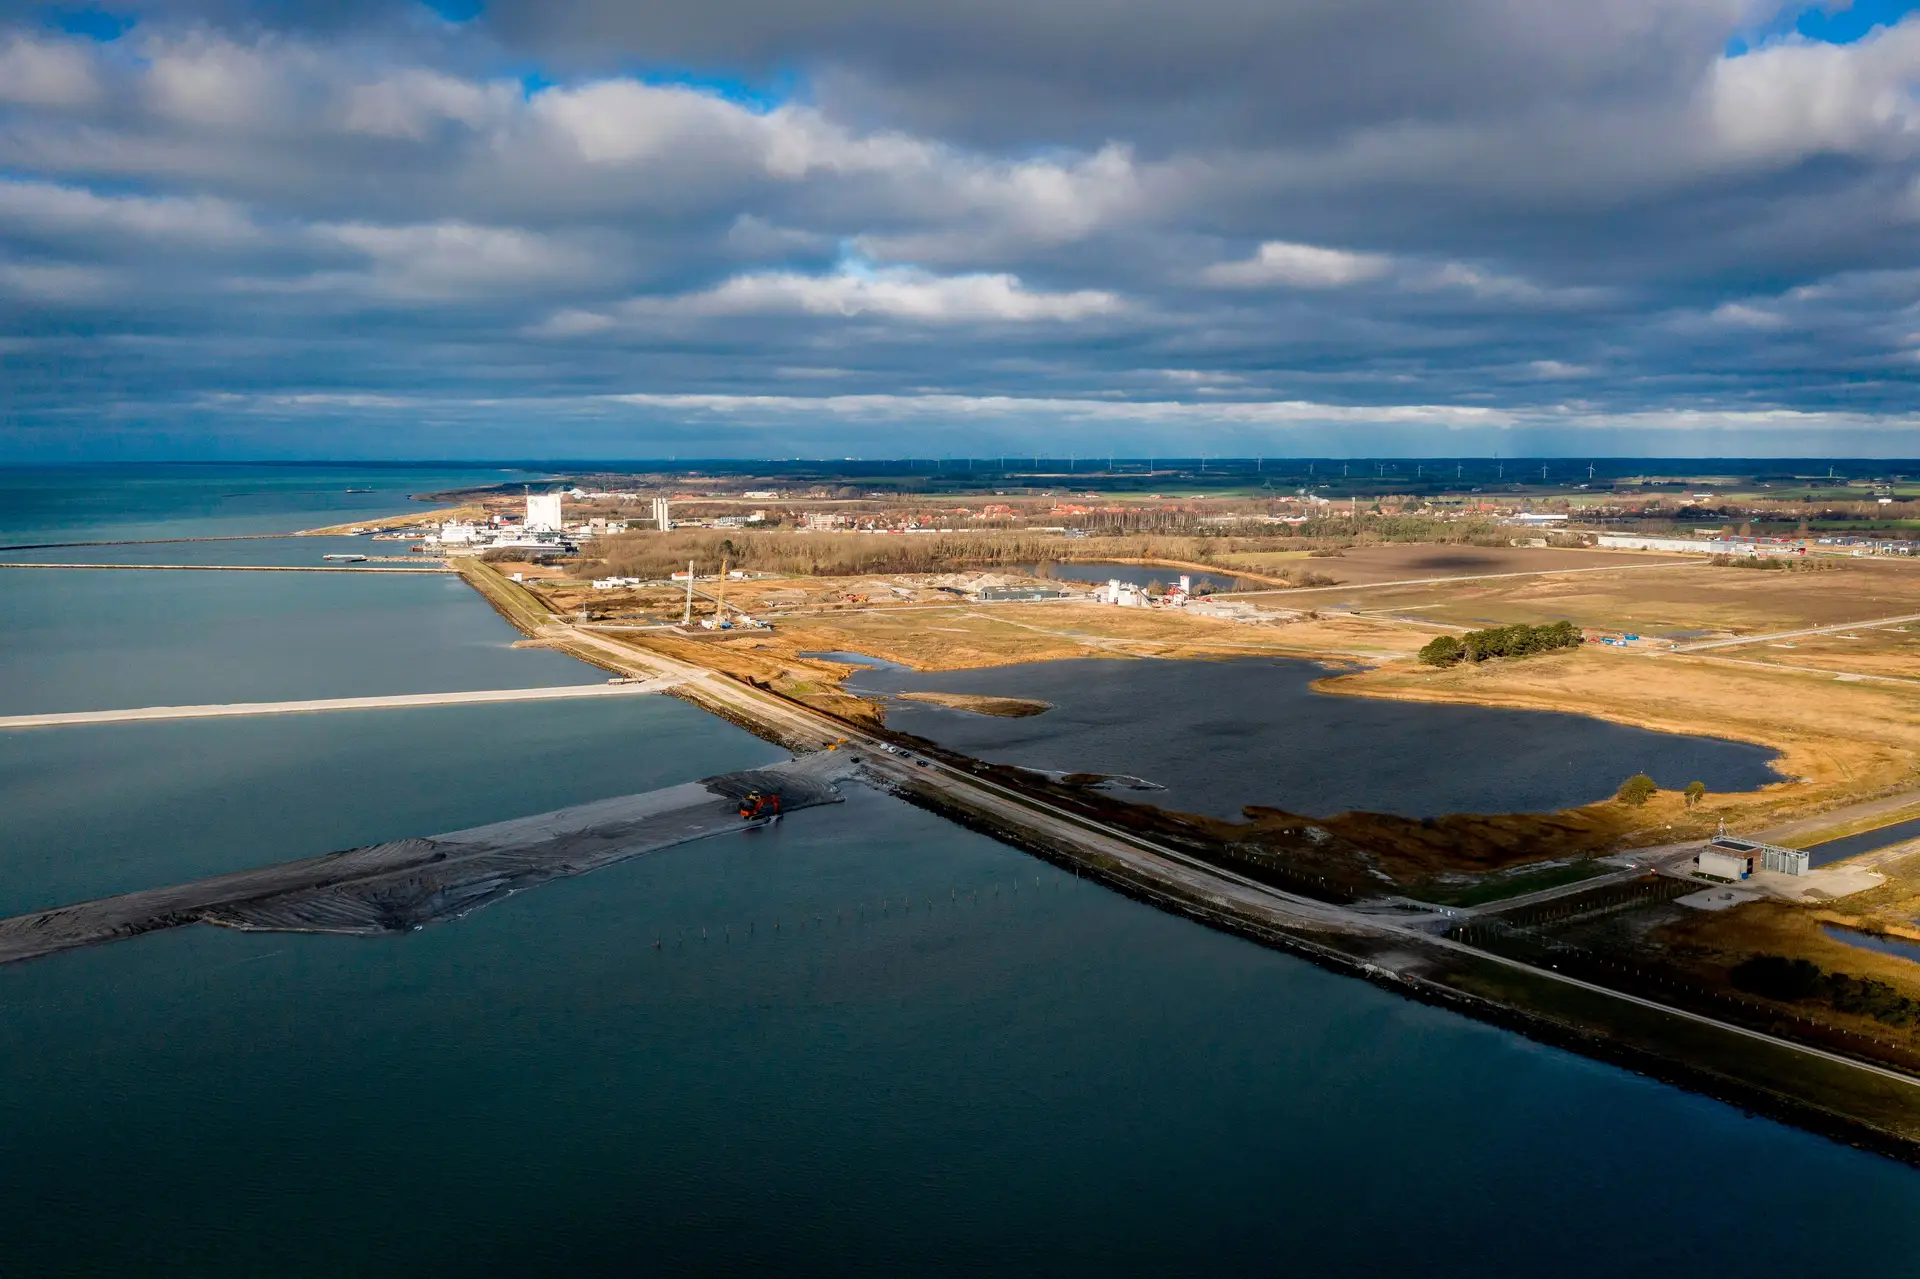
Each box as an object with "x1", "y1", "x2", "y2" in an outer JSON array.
[{"x1": 1696, "y1": 847, "x2": 1753, "y2": 882}]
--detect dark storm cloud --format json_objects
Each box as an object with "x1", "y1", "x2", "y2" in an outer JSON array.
[
  {"x1": 481, "y1": 0, "x2": 1743, "y2": 145},
  {"x1": 1, "y1": 0, "x2": 1919, "y2": 458}
]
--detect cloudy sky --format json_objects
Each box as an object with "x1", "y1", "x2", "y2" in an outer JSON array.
[{"x1": 3, "y1": 0, "x2": 1920, "y2": 459}]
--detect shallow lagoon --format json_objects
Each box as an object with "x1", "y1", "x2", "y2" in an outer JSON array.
[{"x1": 850, "y1": 655, "x2": 1782, "y2": 819}]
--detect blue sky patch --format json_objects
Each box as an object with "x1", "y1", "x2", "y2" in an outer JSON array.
[
  {"x1": 1729, "y1": 0, "x2": 1920, "y2": 54},
  {"x1": 636, "y1": 68, "x2": 803, "y2": 114},
  {"x1": 38, "y1": 5, "x2": 133, "y2": 41},
  {"x1": 419, "y1": 0, "x2": 484, "y2": 23}
]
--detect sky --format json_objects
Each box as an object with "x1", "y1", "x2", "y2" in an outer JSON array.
[{"x1": 3, "y1": 0, "x2": 1920, "y2": 460}]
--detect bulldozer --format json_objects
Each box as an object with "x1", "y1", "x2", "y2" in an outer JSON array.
[{"x1": 737, "y1": 790, "x2": 782, "y2": 823}]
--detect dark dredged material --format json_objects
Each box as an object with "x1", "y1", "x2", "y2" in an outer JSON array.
[{"x1": 0, "y1": 758, "x2": 846, "y2": 962}]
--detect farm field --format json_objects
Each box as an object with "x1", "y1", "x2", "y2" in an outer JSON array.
[
  {"x1": 1334, "y1": 559, "x2": 1920, "y2": 638},
  {"x1": 1217, "y1": 542, "x2": 1688, "y2": 586}
]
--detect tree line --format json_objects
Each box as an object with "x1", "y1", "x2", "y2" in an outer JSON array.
[{"x1": 1418, "y1": 619, "x2": 1582, "y2": 666}]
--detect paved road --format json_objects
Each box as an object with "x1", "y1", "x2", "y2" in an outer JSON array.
[
  {"x1": 1672, "y1": 611, "x2": 1920, "y2": 652},
  {"x1": 0, "y1": 680, "x2": 682, "y2": 729}
]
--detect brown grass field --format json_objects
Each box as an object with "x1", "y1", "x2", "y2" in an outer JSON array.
[
  {"x1": 1328, "y1": 558, "x2": 1920, "y2": 638},
  {"x1": 1323, "y1": 647, "x2": 1920, "y2": 824},
  {"x1": 1722, "y1": 626, "x2": 1920, "y2": 679},
  {"x1": 1218, "y1": 542, "x2": 1688, "y2": 586}
]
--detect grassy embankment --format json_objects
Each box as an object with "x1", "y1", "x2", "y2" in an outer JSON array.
[{"x1": 455, "y1": 558, "x2": 559, "y2": 635}]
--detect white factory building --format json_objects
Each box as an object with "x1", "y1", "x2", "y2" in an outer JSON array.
[
  {"x1": 425, "y1": 492, "x2": 576, "y2": 554},
  {"x1": 525, "y1": 492, "x2": 564, "y2": 532},
  {"x1": 1093, "y1": 574, "x2": 1192, "y2": 608},
  {"x1": 1597, "y1": 534, "x2": 1805, "y2": 557}
]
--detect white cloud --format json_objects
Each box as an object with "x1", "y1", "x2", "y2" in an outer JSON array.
[
  {"x1": 531, "y1": 78, "x2": 753, "y2": 165},
  {"x1": 1426, "y1": 262, "x2": 1538, "y2": 299},
  {"x1": 725, "y1": 214, "x2": 833, "y2": 258},
  {"x1": 0, "y1": 260, "x2": 115, "y2": 302},
  {"x1": 170, "y1": 390, "x2": 1920, "y2": 446},
  {"x1": 1202, "y1": 240, "x2": 1392, "y2": 288},
  {"x1": 526, "y1": 307, "x2": 618, "y2": 337},
  {"x1": 649, "y1": 263, "x2": 1122, "y2": 322},
  {"x1": 0, "y1": 179, "x2": 260, "y2": 246},
  {"x1": 1711, "y1": 300, "x2": 1789, "y2": 328},
  {"x1": 340, "y1": 70, "x2": 518, "y2": 140},
  {"x1": 1706, "y1": 19, "x2": 1920, "y2": 163},
  {"x1": 0, "y1": 34, "x2": 102, "y2": 108},
  {"x1": 142, "y1": 34, "x2": 296, "y2": 129},
  {"x1": 598, "y1": 390, "x2": 1509, "y2": 428},
  {"x1": 1528, "y1": 359, "x2": 1592, "y2": 378},
  {"x1": 851, "y1": 146, "x2": 1145, "y2": 262},
  {"x1": 316, "y1": 221, "x2": 603, "y2": 300}
]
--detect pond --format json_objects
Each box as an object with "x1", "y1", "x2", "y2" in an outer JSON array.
[
  {"x1": 849, "y1": 655, "x2": 1782, "y2": 820},
  {"x1": 1821, "y1": 924, "x2": 1920, "y2": 964},
  {"x1": 1021, "y1": 561, "x2": 1266, "y2": 593}
]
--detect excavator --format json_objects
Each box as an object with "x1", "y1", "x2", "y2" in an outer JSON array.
[{"x1": 738, "y1": 790, "x2": 782, "y2": 823}]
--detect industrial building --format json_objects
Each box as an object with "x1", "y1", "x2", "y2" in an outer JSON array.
[
  {"x1": 1696, "y1": 847, "x2": 1752, "y2": 882},
  {"x1": 425, "y1": 493, "x2": 578, "y2": 555},
  {"x1": 1596, "y1": 533, "x2": 1806, "y2": 557},
  {"x1": 1696, "y1": 833, "x2": 1810, "y2": 882},
  {"x1": 976, "y1": 586, "x2": 1073, "y2": 602},
  {"x1": 1093, "y1": 574, "x2": 1193, "y2": 608},
  {"x1": 525, "y1": 493, "x2": 564, "y2": 532}
]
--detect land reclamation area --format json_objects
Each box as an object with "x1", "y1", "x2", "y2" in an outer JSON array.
[{"x1": 445, "y1": 530, "x2": 1920, "y2": 1123}]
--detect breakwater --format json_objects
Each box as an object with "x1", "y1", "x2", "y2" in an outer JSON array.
[{"x1": 0, "y1": 756, "x2": 847, "y2": 965}]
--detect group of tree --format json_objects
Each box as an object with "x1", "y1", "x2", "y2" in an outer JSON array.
[
  {"x1": 1612, "y1": 775, "x2": 1706, "y2": 807},
  {"x1": 1417, "y1": 620, "x2": 1582, "y2": 667},
  {"x1": 1731, "y1": 954, "x2": 1920, "y2": 1028}
]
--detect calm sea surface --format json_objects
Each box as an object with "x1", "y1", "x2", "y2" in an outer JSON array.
[{"x1": 1, "y1": 466, "x2": 1915, "y2": 1275}]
